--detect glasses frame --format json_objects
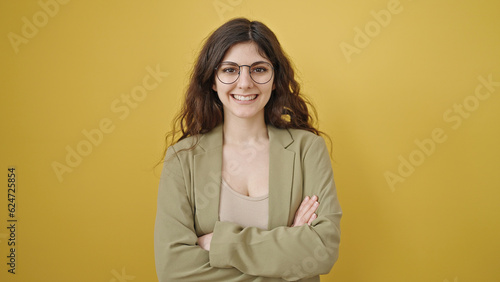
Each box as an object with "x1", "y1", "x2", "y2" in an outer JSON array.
[{"x1": 215, "y1": 61, "x2": 274, "y2": 85}]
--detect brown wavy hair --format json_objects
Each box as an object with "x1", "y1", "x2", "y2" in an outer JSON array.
[{"x1": 163, "y1": 18, "x2": 327, "y2": 157}]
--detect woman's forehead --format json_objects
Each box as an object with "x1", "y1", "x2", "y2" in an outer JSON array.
[{"x1": 222, "y1": 42, "x2": 271, "y2": 64}]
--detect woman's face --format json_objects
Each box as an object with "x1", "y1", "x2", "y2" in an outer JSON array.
[{"x1": 212, "y1": 41, "x2": 274, "y2": 122}]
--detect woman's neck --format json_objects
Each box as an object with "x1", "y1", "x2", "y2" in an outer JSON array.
[{"x1": 223, "y1": 115, "x2": 268, "y2": 145}]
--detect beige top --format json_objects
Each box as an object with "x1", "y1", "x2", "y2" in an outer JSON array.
[{"x1": 219, "y1": 178, "x2": 269, "y2": 230}]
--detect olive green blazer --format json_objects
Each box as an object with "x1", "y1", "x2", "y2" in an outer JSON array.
[{"x1": 154, "y1": 124, "x2": 342, "y2": 281}]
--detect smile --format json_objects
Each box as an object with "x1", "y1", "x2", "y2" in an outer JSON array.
[{"x1": 231, "y1": 94, "x2": 258, "y2": 101}]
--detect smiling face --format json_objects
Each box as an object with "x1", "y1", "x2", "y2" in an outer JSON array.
[{"x1": 212, "y1": 41, "x2": 275, "y2": 122}]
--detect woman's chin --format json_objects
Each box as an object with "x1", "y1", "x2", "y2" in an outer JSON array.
[{"x1": 226, "y1": 109, "x2": 265, "y2": 121}]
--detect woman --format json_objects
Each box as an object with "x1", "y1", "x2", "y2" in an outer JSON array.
[{"x1": 154, "y1": 18, "x2": 341, "y2": 281}]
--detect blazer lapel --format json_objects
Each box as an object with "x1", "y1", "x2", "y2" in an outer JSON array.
[
  {"x1": 267, "y1": 125, "x2": 295, "y2": 229},
  {"x1": 193, "y1": 125, "x2": 223, "y2": 234}
]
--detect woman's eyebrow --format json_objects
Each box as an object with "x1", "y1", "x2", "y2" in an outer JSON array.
[{"x1": 220, "y1": 60, "x2": 270, "y2": 65}]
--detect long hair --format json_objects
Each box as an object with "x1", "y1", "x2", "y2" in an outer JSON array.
[{"x1": 163, "y1": 18, "x2": 327, "y2": 157}]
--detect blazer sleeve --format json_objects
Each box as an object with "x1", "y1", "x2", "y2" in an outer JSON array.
[
  {"x1": 209, "y1": 136, "x2": 342, "y2": 281},
  {"x1": 154, "y1": 146, "x2": 288, "y2": 282}
]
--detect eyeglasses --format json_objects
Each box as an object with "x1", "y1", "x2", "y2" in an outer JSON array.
[{"x1": 215, "y1": 61, "x2": 274, "y2": 84}]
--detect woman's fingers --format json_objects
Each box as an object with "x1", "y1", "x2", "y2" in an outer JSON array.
[
  {"x1": 297, "y1": 195, "x2": 317, "y2": 218},
  {"x1": 294, "y1": 196, "x2": 310, "y2": 217},
  {"x1": 307, "y1": 213, "x2": 317, "y2": 225},
  {"x1": 302, "y1": 195, "x2": 319, "y2": 225},
  {"x1": 292, "y1": 195, "x2": 319, "y2": 227},
  {"x1": 197, "y1": 233, "x2": 213, "y2": 251}
]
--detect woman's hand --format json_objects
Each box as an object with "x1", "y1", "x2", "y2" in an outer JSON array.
[
  {"x1": 291, "y1": 195, "x2": 319, "y2": 227},
  {"x1": 197, "y1": 232, "x2": 213, "y2": 251}
]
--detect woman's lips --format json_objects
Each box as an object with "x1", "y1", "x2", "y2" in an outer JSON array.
[
  {"x1": 231, "y1": 94, "x2": 258, "y2": 101},
  {"x1": 231, "y1": 94, "x2": 259, "y2": 104}
]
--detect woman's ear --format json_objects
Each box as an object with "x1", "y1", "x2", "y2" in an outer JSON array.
[{"x1": 212, "y1": 84, "x2": 217, "y2": 92}]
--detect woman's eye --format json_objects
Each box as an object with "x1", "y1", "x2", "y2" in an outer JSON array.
[
  {"x1": 223, "y1": 67, "x2": 238, "y2": 73},
  {"x1": 252, "y1": 67, "x2": 267, "y2": 73}
]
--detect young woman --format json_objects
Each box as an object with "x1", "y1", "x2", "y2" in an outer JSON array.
[{"x1": 154, "y1": 18, "x2": 341, "y2": 281}]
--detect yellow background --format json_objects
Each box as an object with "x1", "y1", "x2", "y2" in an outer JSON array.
[{"x1": 1, "y1": 0, "x2": 499, "y2": 281}]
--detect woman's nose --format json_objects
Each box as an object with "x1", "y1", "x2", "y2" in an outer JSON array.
[{"x1": 237, "y1": 66, "x2": 254, "y2": 88}]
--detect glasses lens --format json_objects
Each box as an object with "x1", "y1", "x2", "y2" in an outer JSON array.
[
  {"x1": 217, "y1": 63, "x2": 239, "y2": 84},
  {"x1": 250, "y1": 62, "x2": 273, "y2": 84}
]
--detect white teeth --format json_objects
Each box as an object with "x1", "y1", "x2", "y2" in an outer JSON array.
[{"x1": 233, "y1": 94, "x2": 257, "y2": 101}]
